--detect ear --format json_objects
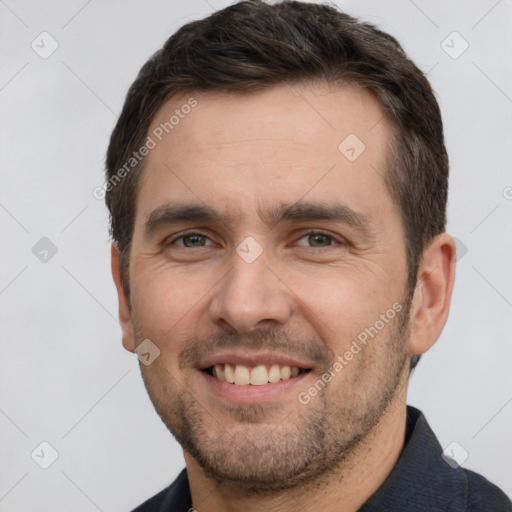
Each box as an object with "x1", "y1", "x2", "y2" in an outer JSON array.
[
  {"x1": 111, "y1": 243, "x2": 136, "y2": 352},
  {"x1": 408, "y1": 233, "x2": 456, "y2": 356}
]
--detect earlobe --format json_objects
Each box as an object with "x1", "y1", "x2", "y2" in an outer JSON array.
[
  {"x1": 408, "y1": 233, "x2": 456, "y2": 356},
  {"x1": 111, "y1": 243, "x2": 136, "y2": 352}
]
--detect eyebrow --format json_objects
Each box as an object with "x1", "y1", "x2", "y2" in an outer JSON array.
[
  {"x1": 144, "y1": 204, "x2": 232, "y2": 236},
  {"x1": 144, "y1": 201, "x2": 374, "y2": 239},
  {"x1": 258, "y1": 201, "x2": 373, "y2": 237}
]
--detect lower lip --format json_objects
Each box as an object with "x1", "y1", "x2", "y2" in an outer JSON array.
[{"x1": 200, "y1": 371, "x2": 311, "y2": 404}]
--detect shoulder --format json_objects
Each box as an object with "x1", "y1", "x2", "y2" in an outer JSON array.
[
  {"x1": 131, "y1": 486, "x2": 170, "y2": 512},
  {"x1": 360, "y1": 407, "x2": 512, "y2": 511},
  {"x1": 131, "y1": 468, "x2": 192, "y2": 512},
  {"x1": 464, "y1": 468, "x2": 512, "y2": 512}
]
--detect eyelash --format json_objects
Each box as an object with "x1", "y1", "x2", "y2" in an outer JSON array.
[{"x1": 166, "y1": 230, "x2": 345, "y2": 249}]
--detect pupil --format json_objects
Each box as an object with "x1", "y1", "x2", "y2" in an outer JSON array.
[
  {"x1": 185, "y1": 235, "x2": 204, "y2": 247},
  {"x1": 310, "y1": 234, "x2": 329, "y2": 247}
]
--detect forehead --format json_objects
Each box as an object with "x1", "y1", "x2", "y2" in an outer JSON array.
[
  {"x1": 148, "y1": 81, "x2": 388, "y2": 155},
  {"x1": 138, "y1": 82, "x2": 396, "y2": 226}
]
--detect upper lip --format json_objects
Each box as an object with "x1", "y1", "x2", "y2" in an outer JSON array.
[{"x1": 198, "y1": 350, "x2": 314, "y2": 370}]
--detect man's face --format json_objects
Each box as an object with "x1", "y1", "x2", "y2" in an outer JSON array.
[{"x1": 124, "y1": 83, "x2": 411, "y2": 491}]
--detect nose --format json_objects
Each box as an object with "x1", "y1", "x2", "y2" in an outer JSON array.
[{"x1": 209, "y1": 249, "x2": 293, "y2": 333}]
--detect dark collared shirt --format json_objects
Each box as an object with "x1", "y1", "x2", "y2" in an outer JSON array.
[{"x1": 132, "y1": 406, "x2": 512, "y2": 511}]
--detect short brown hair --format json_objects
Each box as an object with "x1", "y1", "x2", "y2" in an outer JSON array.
[{"x1": 105, "y1": 0, "x2": 449, "y2": 370}]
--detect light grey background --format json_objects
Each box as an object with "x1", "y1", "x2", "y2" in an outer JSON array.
[{"x1": 1, "y1": 0, "x2": 511, "y2": 510}]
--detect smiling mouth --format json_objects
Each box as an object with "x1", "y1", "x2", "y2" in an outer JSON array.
[{"x1": 203, "y1": 363, "x2": 311, "y2": 386}]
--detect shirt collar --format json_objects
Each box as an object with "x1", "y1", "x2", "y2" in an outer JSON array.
[{"x1": 359, "y1": 405, "x2": 468, "y2": 511}]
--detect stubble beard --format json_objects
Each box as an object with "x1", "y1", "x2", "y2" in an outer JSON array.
[{"x1": 136, "y1": 294, "x2": 412, "y2": 496}]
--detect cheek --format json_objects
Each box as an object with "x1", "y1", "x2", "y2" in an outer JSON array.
[
  {"x1": 286, "y1": 266, "x2": 396, "y2": 334},
  {"x1": 131, "y1": 267, "x2": 207, "y2": 346}
]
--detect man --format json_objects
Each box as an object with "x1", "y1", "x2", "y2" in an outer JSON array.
[{"x1": 106, "y1": 1, "x2": 512, "y2": 510}]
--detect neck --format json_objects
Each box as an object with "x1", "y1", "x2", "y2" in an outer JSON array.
[{"x1": 185, "y1": 391, "x2": 408, "y2": 512}]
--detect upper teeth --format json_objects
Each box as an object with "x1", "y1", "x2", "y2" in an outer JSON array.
[{"x1": 212, "y1": 364, "x2": 301, "y2": 386}]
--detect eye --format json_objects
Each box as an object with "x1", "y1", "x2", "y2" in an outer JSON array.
[
  {"x1": 295, "y1": 231, "x2": 343, "y2": 248},
  {"x1": 168, "y1": 233, "x2": 214, "y2": 248}
]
